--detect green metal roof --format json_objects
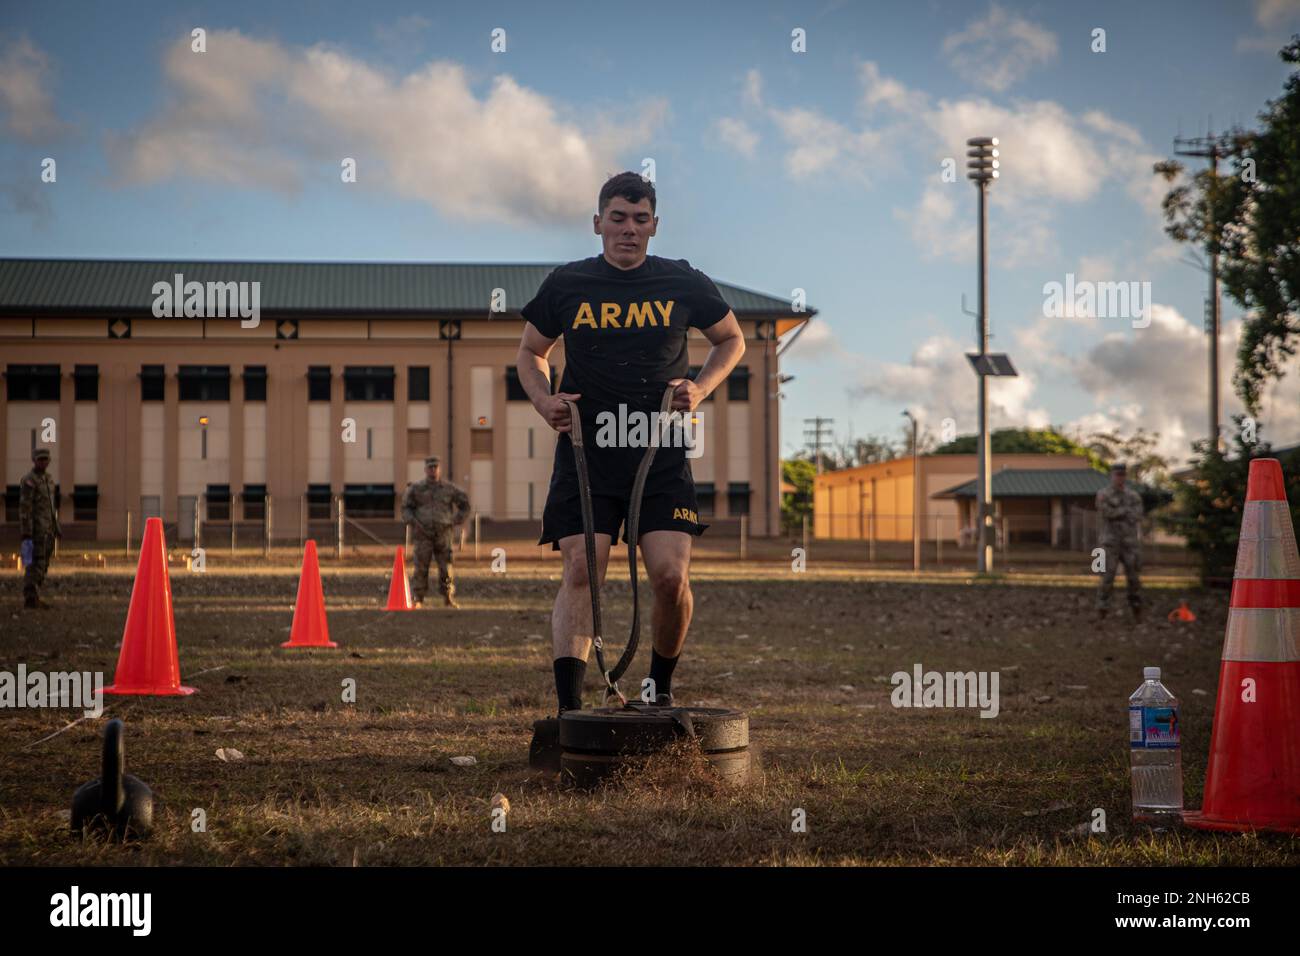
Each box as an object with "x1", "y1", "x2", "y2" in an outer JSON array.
[
  {"x1": 932, "y1": 468, "x2": 1110, "y2": 499},
  {"x1": 0, "y1": 258, "x2": 809, "y2": 318}
]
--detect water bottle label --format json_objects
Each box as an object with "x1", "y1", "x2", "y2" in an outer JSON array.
[{"x1": 1130, "y1": 704, "x2": 1179, "y2": 748}]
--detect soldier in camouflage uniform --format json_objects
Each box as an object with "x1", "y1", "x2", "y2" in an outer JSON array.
[
  {"x1": 401, "y1": 456, "x2": 471, "y2": 608},
  {"x1": 1095, "y1": 461, "x2": 1144, "y2": 621},
  {"x1": 20, "y1": 447, "x2": 61, "y2": 610}
]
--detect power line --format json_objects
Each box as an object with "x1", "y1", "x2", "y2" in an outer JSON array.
[{"x1": 802, "y1": 417, "x2": 835, "y2": 474}]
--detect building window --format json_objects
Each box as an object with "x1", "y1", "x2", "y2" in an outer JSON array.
[
  {"x1": 72, "y1": 485, "x2": 98, "y2": 522},
  {"x1": 343, "y1": 366, "x2": 394, "y2": 401},
  {"x1": 308, "y1": 367, "x2": 331, "y2": 402},
  {"x1": 205, "y1": 484, "x2": 231, "y2": 521},
  {"x1": 506, "y1": 366, "x2": 558, "y2": 400},
  {"x1": 505, "y1": 367, "x2": 528, "y2": 401},
  {"x1": 141, "y1": 365, "x2": 165, "y2": 402},
  {"x1": 244, "y1": 366, "x2": 267, "y2": 402},
  {"x1": 697, "y1": 482, "x2": 716, "y2": 517},
  {"x1": 307, "y1": 484, "x2": 332, "y2": 519},
  {"x1": 179, "y1": 366, "x2": 231, "y2": 402},
  {"x1": 728, "y1": 481, "x2": 751, "y2": 516},
  {"x1": 343, "y1": 483, "x2": 395, "y2": 518},
  {"x1": 8, "y1": 484, "x2": 62, "y2": 520},
  {"x1": 408, "y1": 366, "x2": 430, "y2": 401},
  {"x1": 74, "y1": 365, "x2": 99, "y2": 402},
  {"x1": 6, "y1": 364, "x2": 60, "y2": 402},
  {"x1": 727, "y1": 366, "x2": 750, "y2": 402},
  {"x1": 243, "y1": 484, "x2": 266, "y2": 520}
]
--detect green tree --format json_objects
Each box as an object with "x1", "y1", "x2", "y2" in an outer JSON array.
[
  {"x1": 1081, "y1": 428, "x2": 1172, "y2": 486},
  {"x1": 932, "y1": 426, "x2": 1106, "y2": 467},
  {"x1": 1166, "y1": 417, "x2": 1300, "y2": 584},
  {"x1": 1154, "y1": 37, "x2": 1300, "y2": 413},
  {"x1": 781, "y1": 457, "x2": 816, "y2": 533}
]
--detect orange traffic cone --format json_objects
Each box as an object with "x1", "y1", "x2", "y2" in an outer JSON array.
[
  {"x1": 282, "y1": 540, "x2": 336, "y2": 648},
  {"x1": 1185, "y1": 458, "x2": 1300, "y2": 833},
  {"x1": 105, "y1": 517, "x2": 195, "y2": 696},
  {"x1": 1167, "y1": 599, "x2": 1197, "y2": 623},
  {"x1": 384, "y1": 548, "x2": 414, "y2": 611}
]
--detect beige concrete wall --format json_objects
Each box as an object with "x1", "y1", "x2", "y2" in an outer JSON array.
[
  {"x1": 6, "y1": 404, "x2": 53, "y2": 480},
  {"x1": 243, "y1": 403, "x2": 266, "y2": 485},
  {"x1": 74, "y1": 403, "x2": 97, "y2": 484},
  {"x1": 341, "y1": 403, "x2": 394, "y2": 484},
  {"x1": 505, "y1": 403, "x2": 556, "y2": 520}
]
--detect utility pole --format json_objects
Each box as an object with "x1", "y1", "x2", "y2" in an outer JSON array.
[
  {"x1": 968, "y1": 137, "x2": 998, "y2": 574},
  {"x1": 902, "y1": 410, "x2": 920, "y2": 572},
  {"x1": 1174, "y1": 130, "x2": 1231, "y2": 454},
  {"x1": 803, "y1": 417, "x2": 835, "y2": 474}
]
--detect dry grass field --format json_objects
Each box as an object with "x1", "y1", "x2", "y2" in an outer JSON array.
[{"x1": 2, "y1": 553, "x2": 1296, "y2": 866}]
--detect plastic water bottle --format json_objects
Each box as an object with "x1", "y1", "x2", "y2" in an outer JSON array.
[{"x1": 1129, "y1": 666, "x2": 1183, "y2": 825}]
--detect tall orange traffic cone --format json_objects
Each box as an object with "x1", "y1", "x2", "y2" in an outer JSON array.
[
  {"x1": 1185, "y1": 458, "x2": 1300, "y2": 833},
  {"x1": 282, "y1": 540, "x2": 336, "y2": 648},
  {"x1": 384, "y1": 548, "x2": 413, "y2": 611},
  {"x1": 105, "y1": 517, "x2": 195, "y2": 696}
]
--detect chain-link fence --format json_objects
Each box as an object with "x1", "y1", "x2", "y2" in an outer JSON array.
[{"x1": 4, "y1": 503, "x2": 1199, "y2": 574}]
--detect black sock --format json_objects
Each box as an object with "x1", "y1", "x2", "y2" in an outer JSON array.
[
  {"x1": 553, "y1": 657, "x2": 587, "y2": 713},
  {"x1": 648, "y1": 648, "x2": 680, "y2": 698}
]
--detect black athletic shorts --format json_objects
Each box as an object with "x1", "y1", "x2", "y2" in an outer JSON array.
[{"x1": 538, "y1": 410, "x2": 709, "y2": 550}]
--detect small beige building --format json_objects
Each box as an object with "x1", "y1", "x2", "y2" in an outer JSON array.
[
  {"x1": 813, "y1": 453, "x2": 1104, "y2": 545},
  {"x1": 1, "y1": 259, "x2": 811, "y2": 543}
]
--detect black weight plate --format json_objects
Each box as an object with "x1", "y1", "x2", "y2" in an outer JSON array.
[
  {"x1": 559, "y1": 705, "x2": 748, "y2": 754},
  {"x1": 560, "y1": 747, "x2": 750, "y2": 789}
]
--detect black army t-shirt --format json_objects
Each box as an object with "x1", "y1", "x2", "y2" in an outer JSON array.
[{"x1": 521, "y1": 255, "x2": 731, "y2": 413}]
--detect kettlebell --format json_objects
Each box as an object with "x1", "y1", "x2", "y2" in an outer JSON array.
[{"x1": 71, "y1": 718, "x2": 153, "y2": 842}]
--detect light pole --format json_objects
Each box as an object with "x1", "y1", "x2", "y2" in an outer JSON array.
[
  {"x1": 967, "y1": 136, "x2": 999, "y2": 574},
  {"x1": 902, "y1": 410, "x2": 920, "y2": 572}
]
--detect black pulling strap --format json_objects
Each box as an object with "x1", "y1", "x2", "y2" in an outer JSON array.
[{"x1": 563, "y1": 385, "x2": 678, "y2": 705}]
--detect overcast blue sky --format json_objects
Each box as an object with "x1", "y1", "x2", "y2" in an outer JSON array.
[{"x1": 2, "y1": 0, "x2": 1298, "y2": 465}]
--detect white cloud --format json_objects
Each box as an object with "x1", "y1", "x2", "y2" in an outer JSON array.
[
  {"x1": 941, "y1": 4, "x2": 1058, "y2": 93},
  {"x1": 1256, "y1": 0, "x2": 1300, "y2": 27},
  {"x1": 1065, "y1": 306, "x2": 1300, "y2": 461},
  {"x1": 0, "y1": 35, "x2": 71, "y2": 141},
  {"x1": 850, "y1": 63, "x2": 1169, "y2": 265},
  {"x1": 896, "y1": 184, "x2": 972, "y2": 260},
  {"x1": 859, "y1": 61, "x2": 927, "y2": 115},
  {"x1": 712, "y1": 62, "x2": 1164, "y2": 270},
  {"x1": 1236, "y1": 0, "x2": 1299, "y2": 51},
  {"x1": 715, "y1": 116, "x2": 759, "y2": 158},
  {"x1": 768, "y1": 105, "x2": 883, "y2": 180},
  {"x1": 106, "y1": 30, "x2": 664, "y2": 225},
  {"x1": 783, "y1": 317, "x2": 840, "y2": 360},
  {"x1": 849, "y1": 332, "x2": 1051, "y2": 432},
  {"x1": 834, "y1": 298, "x2": 1300, "y2": 466}
]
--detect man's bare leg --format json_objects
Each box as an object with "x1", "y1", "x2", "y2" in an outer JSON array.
[
  {"x1": 639, "y1": 530, "x2": 694, "y2": 701},
  {"x1": 551, "y1": 532, "x2": 612, "y2": 712}
]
